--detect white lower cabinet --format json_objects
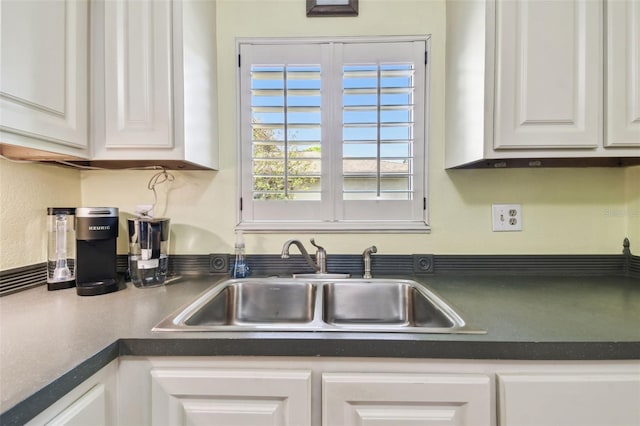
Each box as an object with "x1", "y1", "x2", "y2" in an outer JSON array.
[
  {"x1": 115, "y1": 357, "x2": 640, "y2": 426},
  {"x1": 322, "y1": 372, "x2": 491, "y2": 426},
  {"x1": 117, "y1": 357, "x2": 493, "y2": 426},
  {"x1": 25, "y1": 360, "x2": 117, "y2": 426},
  {"x1": 25, "y1": 357, "x2": 640, "y2": 426},
  {"x1": 43, "y1": 385, "x2": 107, "y2": 426},
  {"x1": 150, "y1": 367, "x2": 311, "y2": 426},
  {"x1": 497, "y1": 372, "x2": 640, "y2": 426}
]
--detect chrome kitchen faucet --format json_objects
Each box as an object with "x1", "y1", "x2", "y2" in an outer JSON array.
[{"x1": 281, "y1": 238, "x2": 327, "y2": 274}]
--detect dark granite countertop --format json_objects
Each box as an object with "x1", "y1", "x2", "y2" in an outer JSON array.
[{"x1": 1, "y1": 273, "x2": 639, "y2": 424}]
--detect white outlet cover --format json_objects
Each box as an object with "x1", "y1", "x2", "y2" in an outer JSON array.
[{"x1": 492, "y1": 204, "x2": 522, "y2": 232}]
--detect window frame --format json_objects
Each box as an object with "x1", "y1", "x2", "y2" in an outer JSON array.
[{"x1": 236, "y1": 36, "x2": 431, "y2": 233}]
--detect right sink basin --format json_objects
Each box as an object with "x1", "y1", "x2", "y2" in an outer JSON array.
[{"x1": 323, "y1": 281, "x2": 456, "y2": 329}]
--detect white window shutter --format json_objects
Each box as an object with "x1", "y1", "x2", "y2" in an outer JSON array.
[{"x1": 238, "y1": 38, "x2": 430, "y2": 231}]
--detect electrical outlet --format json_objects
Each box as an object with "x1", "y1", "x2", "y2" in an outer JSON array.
[{"x1": 492, "y1": 204, "x2": 522, "y2": 232}]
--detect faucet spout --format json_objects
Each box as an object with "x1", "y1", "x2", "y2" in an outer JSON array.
[{"x1": 281, "y1": 239, "x2": 320, "y2": 272}]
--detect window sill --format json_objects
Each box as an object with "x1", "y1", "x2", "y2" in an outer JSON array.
[{"x1": 237, "y1": 221, "x2": 431, "y2": 234}]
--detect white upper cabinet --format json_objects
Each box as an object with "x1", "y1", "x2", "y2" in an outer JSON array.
[
  {"x1": 494, "y1": 0, "x2": 601, "y2": 149},
  {"x1": 445, "y1": 0, "x2": 640, "y2": 168},
  {"x1": 0, "y1": 0, "x2": 89, "y2": 159},
  {"x1": 102, "y1": 0, "x2": 174, "y2": 150},
  {"x1": 0, "y1": 0, "x2": 217, "y2": 169},
  {"x1": 606, "y1": 0, "x2": 640, "y2": 147},
  {"x1": 91, "y1": 0, "x2": 219, "y2": 169}
]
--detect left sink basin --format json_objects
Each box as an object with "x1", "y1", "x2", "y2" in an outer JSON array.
[{"x1": 155, "y1": 279, "x2": 316, "y2": 331}]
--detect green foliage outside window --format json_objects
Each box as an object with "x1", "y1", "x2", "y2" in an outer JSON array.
[{"x1": 252, "y1": 125, "x2": 320, "y2": 200}]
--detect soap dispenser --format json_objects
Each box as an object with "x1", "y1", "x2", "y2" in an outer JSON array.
[{"x1": 231, "y1": 230, "x2": 250, "y2": 278}]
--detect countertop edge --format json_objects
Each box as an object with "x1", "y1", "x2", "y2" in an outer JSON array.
[
  {"x1": 0, "y1": 342, "x2": 119, "y2": 426},
  {"x1": 120, "y1": 337, "x2": 640, "y2": 360}
]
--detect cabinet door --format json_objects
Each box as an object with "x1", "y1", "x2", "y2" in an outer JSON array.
[
  {"x1": 150, "y1": 368, "x2": 311, "y2": 426},
  {"x1": 97, "y1": 0, "x2": 173, "y2": 155},
  {"x1": 607, "y1": 0, "x2": 640, "y2": 147},
  {"x1": 497, "y1": 372, "x2": 640, "y2": 426},
  {"x1": 25, "y1": 360, "x2": 117, "y2": 426},
  {"x1": 322, "y1": 372, "x2": 491, "y2": 426},
  {"x1": 44, "y1": 384, "x2": 107, "y2": 426},
  {"x1": 494, "y1": 0, "x2": 602, "y2": 149},
  {"x1": 0, "y1": 0, "x2": 88, "y2": 157}
]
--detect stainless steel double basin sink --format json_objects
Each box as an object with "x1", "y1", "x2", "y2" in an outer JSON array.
[{"x1": 153, "y1": 277, "x2": 484, "y2": 334}]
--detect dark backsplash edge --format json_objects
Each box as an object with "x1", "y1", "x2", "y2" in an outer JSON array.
[
  {"x1": 0, "y1": 263, "x2": 47, "y2": 296},
  {"x1": 630, "y1": 255, "x2": 640, "y2": 278},
  {"x1": 2, "y1": 249, "x2": 638, "y2": 296}
]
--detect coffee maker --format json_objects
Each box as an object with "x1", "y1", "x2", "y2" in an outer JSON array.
[{"x1": 75, "y1": 207, "x2": 120, "y2": 296}]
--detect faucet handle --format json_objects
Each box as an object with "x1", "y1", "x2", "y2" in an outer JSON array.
[
  {"x1": 363, "y1": 245, "x2": 377, "y2": 256},
  {"x1": 309, "y1": 238, "x2": 325, "y2": 252},
  {"x1": 310, "y1": 238, "x2": 327, "y2": 274}
]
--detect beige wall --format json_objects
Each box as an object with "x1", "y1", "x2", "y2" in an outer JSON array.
[
  {"x1": 1, "y1": 0, "x2": 637, "y2": 271},
  {"x1": 81, "y1": 0, "x2": 631, "y2": 256},
  {"x1": 79, "y1": 166, "x2": 629, "y2": 257},
  {"x1": 0, "y1": 159, "x2": 81, "y2": 270},
  {"x1": 626, "y1": 166, "x2": 640, "y2": 249}
]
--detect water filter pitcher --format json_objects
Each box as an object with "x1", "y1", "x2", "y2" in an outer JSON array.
[{"x1": 128, "y1": 217, "x2": 170, "y2": 287}]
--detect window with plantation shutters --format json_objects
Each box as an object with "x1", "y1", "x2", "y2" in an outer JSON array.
[{"x1": 238, "y1": 37, "x2": 430, "y2": 232}]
